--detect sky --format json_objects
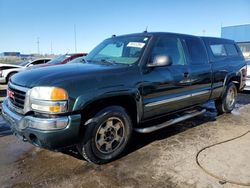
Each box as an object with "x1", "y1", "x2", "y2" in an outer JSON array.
[{"x1": 0, "y1": 0, "x2": 249, "y2": 54}]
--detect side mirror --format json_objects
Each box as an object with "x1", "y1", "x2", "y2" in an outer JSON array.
[
  {"x1": 147, "y1": 55, "x2": 172, "y2": 67},
  {"x1": 27, "y1": 64, "x2": 34, "y2": 67}
]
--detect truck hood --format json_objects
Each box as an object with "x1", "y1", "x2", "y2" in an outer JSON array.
[{"x1": 11, "y1": 63, "x2": 129, "y2": 88}]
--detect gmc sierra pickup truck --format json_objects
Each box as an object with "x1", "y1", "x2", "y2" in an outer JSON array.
[{"x1": 2, "y1": 32, "x2": 246, "y2": 164}]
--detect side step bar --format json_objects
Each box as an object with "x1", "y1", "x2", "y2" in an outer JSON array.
[{"x1": 134, "y1": 109, "x2": 206, "y2": 133}]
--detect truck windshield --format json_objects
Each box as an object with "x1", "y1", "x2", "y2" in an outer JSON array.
[{"x1": 85, "y1": 36, "x2": 150, "y2": 65}]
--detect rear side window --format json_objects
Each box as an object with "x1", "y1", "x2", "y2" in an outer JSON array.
[
  {"x1": 185, "y1": 37, "x2": 207, "y2": 65},
  {"x1": 225, "y1": 44, "x2": 238, "y2": 56},
  {"x1": 210, "y1": 44, "x2": 227, "y2": 57}
]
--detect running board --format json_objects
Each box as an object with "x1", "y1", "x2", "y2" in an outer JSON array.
[{"x1": 134, "y1": 109, "x2": 206, "y2": 133}]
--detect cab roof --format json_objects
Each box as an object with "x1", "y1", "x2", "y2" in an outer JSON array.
[{"x1": 113, "y1": 32, "x2": 236, "y2": 43}]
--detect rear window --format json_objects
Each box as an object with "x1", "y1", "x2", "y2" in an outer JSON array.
[
  {"x1": 210, "y1": 44, "x2": 227, "y2": 57},
  {"x1": 185, "y1": 37, "x2": 207, "y2": 65},
  {"x1": 225, "y1": 44, "x2": 238, "y2": 56}
]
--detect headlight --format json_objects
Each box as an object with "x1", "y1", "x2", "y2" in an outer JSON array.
[{"x1": 30, "y1": 87, "x2": 68, "y2": 113}]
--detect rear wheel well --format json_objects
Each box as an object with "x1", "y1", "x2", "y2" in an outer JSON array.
[{"x1": 81, "y1": 96, "x2": 138, "y2": 127}]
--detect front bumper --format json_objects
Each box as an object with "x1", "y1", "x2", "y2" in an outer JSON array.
[{"x1": 2, "y1": 99, "x2": 82, "y2": 149}]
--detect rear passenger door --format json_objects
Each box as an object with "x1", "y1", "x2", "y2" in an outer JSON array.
[{"x1": 184, "y1": 37, "x2": 212, "y2": 105}]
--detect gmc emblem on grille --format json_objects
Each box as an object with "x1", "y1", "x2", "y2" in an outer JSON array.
[{"x1": 7, "y1": 90, "x2": 15, "y2": 100}]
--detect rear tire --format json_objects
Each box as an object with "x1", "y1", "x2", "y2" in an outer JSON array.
[
  {"x1": 77, "y1": 106, "x2": 132, "y2": 164},
  {"x1": 215, "y1": 82, "x2": 237, "y2": 114}
]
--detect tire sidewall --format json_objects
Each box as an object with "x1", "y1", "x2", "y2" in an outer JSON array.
[
  {"x1": 80, "y1": 106, "x2": 132, "y2": 163},
  {"x1": 222, "y1": 82, "x2": 237, "y2": 112}
]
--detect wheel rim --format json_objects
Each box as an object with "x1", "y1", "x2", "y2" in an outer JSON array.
[
  {"x1": 95, "y1": 117, "x2": 125, "y2": 154},
  {"x1": 226, "y1": 86, "x2": 237, "y2": 108}
]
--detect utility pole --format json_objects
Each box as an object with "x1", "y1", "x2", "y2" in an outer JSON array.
[
  {"x1": 74, "y1": 24, "x2": 77, "y2": 53},
  {"x1": 202, "y1": 29, "x2": 206, "y2": 36},
  {"x1": 50, "y1": 41, "x2": 53, "y2": 55},
  {"x1": 37, "y1": 37, "x2": 40, "y2": 54}
]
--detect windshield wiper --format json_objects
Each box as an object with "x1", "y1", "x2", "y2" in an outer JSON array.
[
  {"x1": 100, "y1": 59, "x2": 118, "y2": 65},
  {"x1": 86, "y1": 59, "x2": 120, "y2": 65}
]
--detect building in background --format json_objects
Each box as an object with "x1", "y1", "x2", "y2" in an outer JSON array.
[
  {"x1": 221, "y1": 24, "x2": 250, "y2": 58},
  {"x1": 0, "y1": 52, "x2": 21, "y2": 57}
]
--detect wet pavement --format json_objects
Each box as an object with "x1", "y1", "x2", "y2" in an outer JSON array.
[{"x1": 1, "y1": 85, "x2": 250, "y2": 187}]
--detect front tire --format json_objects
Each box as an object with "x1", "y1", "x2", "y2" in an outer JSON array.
[
  {"x1": 215, "y1": 82, "x2": 237, "y2": 114},
  {"x1": 77, "y1": 106, "x2": 132, "y2": 164}
]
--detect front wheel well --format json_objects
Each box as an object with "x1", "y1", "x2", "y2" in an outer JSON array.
[
  {"x1": 81, "y1": 95, "x2": 138, "y2": 127},
  {"x1": 227, "y1": 76, "x2": 241, "y2": 91}
]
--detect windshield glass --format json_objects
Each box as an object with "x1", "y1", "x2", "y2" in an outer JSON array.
[
  {"x1": 68, "y1": 56, "x2": 86, "y2": 64},
  {"x1": 85, "y1": 36, "x2": 150, "y2": 65},
  {"x1": 47, "y1": 54, "x2": 70, "y2": 65},
  {"x1": 19, "y1": 61, "x2": 30, "y2": 66}
]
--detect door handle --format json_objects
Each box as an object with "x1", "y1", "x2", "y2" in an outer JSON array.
[{"x1": 183, "y1": 72, "x2": 189, "y2": 78}]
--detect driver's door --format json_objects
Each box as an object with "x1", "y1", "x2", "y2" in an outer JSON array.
[{"x1": 142, "y1": 36, "x2": 192, "y2": 119}]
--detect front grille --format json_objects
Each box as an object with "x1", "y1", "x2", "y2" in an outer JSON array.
[{"x1": 8, "y1": 84, "x2": 27, "y2": 110}]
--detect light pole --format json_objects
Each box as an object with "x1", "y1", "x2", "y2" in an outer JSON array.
[
  {"x1": 74, "y1": 24, "x2": 77, "y2": 53},
  {"x1": 50, "y1": 41, "x2": 53, "y2": 55},
  {"x1": 37, "y1": 37, "x2": 40, "y2": 54}
]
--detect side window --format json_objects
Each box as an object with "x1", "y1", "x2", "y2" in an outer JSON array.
[
  {"x1": 44, "y1": 59, "x2": 50, "y2": 63},
  {"x1": 210, "y1": 44, "x2": 227, "y2": 57},
  {"x1": 99, "y1": 43, "x2": 123, "y2": 57},
  {"x1": 31, "y1": 60, "x2": 44, "y2": 65},
  {"x1": 185, "y1": 37, "x2": 207, "y2": 65},
  {"x1": 150, "y1": 37, "x2": 186, "y2": 65},
  {"x1": 225, "y1": 44, "x2": 238, "y2": 56}
]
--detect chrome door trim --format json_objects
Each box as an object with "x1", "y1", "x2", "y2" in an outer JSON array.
[{"x1": 145, "y1": 90, "x2": 210, "y2": 107}]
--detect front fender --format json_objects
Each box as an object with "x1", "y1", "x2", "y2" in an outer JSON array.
[{"x1": 72, "y1": 87, "x2": 143, "y2": 123}]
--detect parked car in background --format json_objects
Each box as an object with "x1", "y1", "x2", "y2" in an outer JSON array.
[
  {"x1": 244, "y1": 58, "x2": 250, "y2": 90},
  {"x1": 67, "y1": 56, "x2": 86, "y2": 64},
  {"x1": 28, "y1": 53, "x2": 87, "y2": 69},
  {"x1": 0, "y1": 58, "x2": 51, "y2": 84}
]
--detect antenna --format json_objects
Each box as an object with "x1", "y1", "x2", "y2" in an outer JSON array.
[{"x1": 144, "y1": 26, "x2": 148, "y2": 33}]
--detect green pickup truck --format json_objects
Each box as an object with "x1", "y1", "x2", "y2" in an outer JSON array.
[{"x1": 2, "y1": 32, "x2": 246, "y2": 164}]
